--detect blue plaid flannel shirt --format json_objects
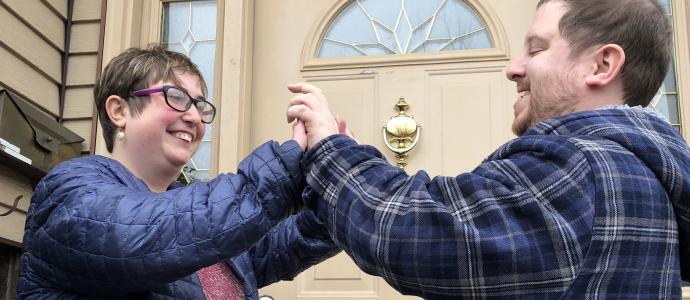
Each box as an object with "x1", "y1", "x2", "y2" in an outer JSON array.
[{"x1": 303, "y1": 107, "x2": 690, "y2": 299}]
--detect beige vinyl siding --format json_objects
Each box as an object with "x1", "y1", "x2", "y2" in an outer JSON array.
[
  {"x1": 1, "y1": 0, "x2": 65, "y2": 50},
  {"x1": 66, "y1": 55, "x2": 98, "y2": 87},
  {"x1": 63, "y1": 119, "x2": 92, "y2": 152},
  {"x1": 0, "y1": 213, "x2": 27, "y2": 246},
  {"x1": 63, "y1": 87, "x2": 94, "y2": 119},
  {"x1": 0, "y1": 0, "x2": 64, "y2": 245},
  {"x1": 63, "y1": 0, "x2": 103, "y2": 154},
  {"x1": 73, "y1": 0, "x2": 101, "y2": 21},
  {"x1": 44, "y1": 0, "x2": 68, "y2": 19},
  {"x1": 0, "y1": 166, "x2": 31, "y2": 213},
  {"x1": 0, "y1": 46, "x2": 60, "y2": 115},
  {"x1": 0, "y1": 0, "x2": 63, "y2": 116},
  {"x1": 0, "y1": 5, "x2": 62, "y2": 82},
  {"x1": 71, "y1": 22, "x2": 100, "y2": 54},
  {"x1": 0, "y1": 0, "x2": 104, "y2": 247},
  {"x1": 0, "y1": 165, "x2": 31, "y2": 245}
]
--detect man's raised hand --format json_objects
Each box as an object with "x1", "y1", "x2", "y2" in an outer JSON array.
[{"x1": 287, "y1": 83, "x2": 339, "y2": 148}]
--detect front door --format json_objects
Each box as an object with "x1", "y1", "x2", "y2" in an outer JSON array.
[{"x1": 252, "y1": 1, "x2": 538, "y2": 298}]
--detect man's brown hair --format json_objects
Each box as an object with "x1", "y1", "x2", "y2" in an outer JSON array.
[
  {"x1": 538, "y1": 0, "x2": 673, "y2": 106},
  {"x1": 94, "y1": 45, "x2": 207, "y2": 153}
]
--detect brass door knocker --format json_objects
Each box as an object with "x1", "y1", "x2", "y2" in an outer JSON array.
[{"x1": 383, "y1": 97, "x2": 421, "y2": 168}]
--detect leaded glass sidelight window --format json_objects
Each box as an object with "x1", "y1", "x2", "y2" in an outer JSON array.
[
  {"x1": 161, "y1": 0, "x2": 217, "y2": 181},
  {"x1": 318, "y1": 0, "x2": 493, "y2": 58},
  {"x1": 650, "y1": 0, "x2": 681, "y2": 132}
]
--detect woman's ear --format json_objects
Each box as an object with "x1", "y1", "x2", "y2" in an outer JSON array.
[
  {"x1": 585, "y1": 44, "x2": 625, "y2": 87},
  {"x1": 105, "y1": 95, "x2": 129, "y2": 128}
]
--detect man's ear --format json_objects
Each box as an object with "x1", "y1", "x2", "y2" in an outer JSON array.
[
  {"x1": 585, "y1": 44, "x2": 625, "y2": 87},
  {"x1": 104, "y1": 95, "x2": 129, "y2": 128}
]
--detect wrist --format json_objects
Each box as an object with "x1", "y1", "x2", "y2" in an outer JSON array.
[
  {"x1": 310, "y1": 129, "x2": 338, "y2": 148},
  {"x1": 302, "y1": 134, "x2": 357, "y2": 171}
]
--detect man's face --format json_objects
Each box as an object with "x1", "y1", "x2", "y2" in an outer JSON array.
[{"x1": 506, "y1": 1, "x2": 589, "y2": 135}]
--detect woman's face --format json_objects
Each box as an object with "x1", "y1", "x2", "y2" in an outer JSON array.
[{"x1": 121, "y1": 72, "x2": 206, "y2": 172}]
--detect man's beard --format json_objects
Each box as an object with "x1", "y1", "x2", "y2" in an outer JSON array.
[
  {"x1": 512, "y1": 106, "x2": 534, "y2": 136},
  {"x1": 512, "y1": 74, "x2": 579, "y2": 136}
]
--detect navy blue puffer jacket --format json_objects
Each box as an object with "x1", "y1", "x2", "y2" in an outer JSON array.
[{"x1": 18, "y1": 140, "x2": 340, "y2": 299}]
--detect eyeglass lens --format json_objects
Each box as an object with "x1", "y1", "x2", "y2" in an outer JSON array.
[
  {"x1": 165, "y1": 88, "x2": 192, "y2": 111},
  {"x1": 195, "y1": 102, "x2": 215, "y2": 122},
  {"x1": 165, "y1": 87, "x2": 215, "y2": 123}
]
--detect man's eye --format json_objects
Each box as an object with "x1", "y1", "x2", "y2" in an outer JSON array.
[{"x1": 528, "y1": 49, "x2": 543, "y2": 56}]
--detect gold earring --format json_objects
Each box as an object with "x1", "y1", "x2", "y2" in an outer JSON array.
[{"x1": 117, "y1": 130, "x2": 125, "y2": 140}]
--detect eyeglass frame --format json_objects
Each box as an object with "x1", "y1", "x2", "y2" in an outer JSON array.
[{"x1": 130, "y1": 85, "x2": 216, "y2": 124}]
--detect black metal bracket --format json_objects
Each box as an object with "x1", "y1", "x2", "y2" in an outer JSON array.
[{"x1": 0, "y1": 195, "x2": 23, "y2": 217}]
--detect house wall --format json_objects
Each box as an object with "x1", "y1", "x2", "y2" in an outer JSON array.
[
  {"x1": 0, "y1": 0, "x2": 104, "y2": 246},
  {"x1": 1, "y1": 0, "x2": 689, "y2": 297}
]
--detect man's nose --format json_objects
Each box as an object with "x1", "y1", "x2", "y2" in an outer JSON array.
[{"x1": 505, "y1": 55, "x2": 526, "y2": 82}]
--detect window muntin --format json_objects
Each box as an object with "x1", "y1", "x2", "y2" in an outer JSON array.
[{"x1": 318, "y1": 0, "x2": 493, "y2": 58}]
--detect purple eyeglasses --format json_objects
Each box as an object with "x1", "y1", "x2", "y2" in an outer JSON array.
[{"x1": 130, "y1": 85, "x2": 216, "y2": 123}]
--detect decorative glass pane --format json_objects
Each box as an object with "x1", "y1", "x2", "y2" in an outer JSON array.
[
  {"x1": 662, "y1": 60, "x2": 677, "y2": 92},
  {"x1": 162, "y1": 0, "x2": 217, "y2": 181},
  {"x1": 648, "y1": 0, "x2": 681, "y2": 131},
  {"x1": 360, "y1": 0, "x2": 401, "y2": 29},
  {"x1": 166, "y1": 43, "x2": 186, "y2": 54},
  {"x1": 395, "y1": 9, "x2": 413, "y2": 52},
  {"x1": 191, "y1": 2, "x2": 216, "y2": 40},
  {"x1": 325, "y1": 3, "x2": 378, "y2": 46},
  {"x1": 320, "y1": 39, "x2": 365, "y2": 57},
  {"x1": 429, "y1": 0, "x2": 483, "y2": 40},
  {"x1": 404, "y1": 0, "x2": 444, "y2": 28},
  {"x1": 190, "y1": 41, "x2": 216, "y2": 100},
  {"x1": 193, "y1": 141, "x2": 212, "y2": 170},
  {"x1": 652, "y1": 93, "x2": 680, "y2": 124},
  {"x1": 373, "y1": 22, "x2": 398, "y2": 53},
  {"x1": 203, "y1": 121, "x2": 212, "y2": 141},
  {"x1": 408, "y1": 18, "x2": 434, "y2": 52},
  {"x1": 318, "y1": 0, "x2": 492, "y2": 57},
  {"x1": 182, "y1": 32, "x2": 195, "y2": 52},
  {"x1": 161, "y1": 2, "x2": 189, "y2": 43}
]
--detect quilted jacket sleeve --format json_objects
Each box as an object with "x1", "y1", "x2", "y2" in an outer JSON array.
[
  {"x1": 301, "y1": 135, "x2": 597, "y2": 298},
  {"x1": 248, "y1": 210, "x2": 341, "y2": 288},
  {"x1": 21, "y1": 140, "x2": 304, "y2": 295}
]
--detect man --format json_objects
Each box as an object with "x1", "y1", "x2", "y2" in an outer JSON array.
[{"x1": 287, "y1": 0, "x2": 690, "y2": 298}]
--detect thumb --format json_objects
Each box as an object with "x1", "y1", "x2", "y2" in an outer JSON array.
[
  {"x1": 336, "y1": 115, "x2": 347, "y2": 134},
  {"x1": 336, "y1": 115, "x2": 359, "y2": 143},
  {"x1": 291, "y1": 120, "x2": 308, "y2": 150},
  {"x1": 346, "y1": 128, "x2": 359, "y2": 144}
]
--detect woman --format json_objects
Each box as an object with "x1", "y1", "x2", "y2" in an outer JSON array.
[{"x1": 18, "y1": 45, "x2": 340, "y2": 299}]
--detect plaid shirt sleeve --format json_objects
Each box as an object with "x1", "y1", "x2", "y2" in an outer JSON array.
[{"x1": 302, "y1": 134, "x2": 597, "y2": 298}]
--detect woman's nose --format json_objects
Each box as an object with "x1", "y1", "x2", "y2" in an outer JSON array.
[{"x1": 182, "y1": 104, "x2": 203, "y2": 124}]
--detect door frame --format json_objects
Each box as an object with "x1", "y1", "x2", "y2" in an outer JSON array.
[{"x1": 674, "y1": 0, "x2": 690, "y2": 140}]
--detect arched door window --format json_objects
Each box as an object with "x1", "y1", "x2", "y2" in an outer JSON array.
[
  {"x1": 650, "y1": 0, "x2": 681, "y2": 132},
  {"x1": 318, "y1": 0, "x2": 492, "y2": 58},
  {"x1": 161, "y1": 0, "x2": 217, "y2": 181}
]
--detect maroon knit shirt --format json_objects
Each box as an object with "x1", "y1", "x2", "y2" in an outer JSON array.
[{"x1": 197, "y1": 263, "x2": 245, "y2": 300}]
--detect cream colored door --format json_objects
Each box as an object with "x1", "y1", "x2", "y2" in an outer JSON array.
[{"x1": 251, "y1": 1, "x2": 537, "y2": 299}]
